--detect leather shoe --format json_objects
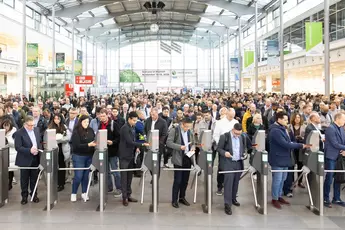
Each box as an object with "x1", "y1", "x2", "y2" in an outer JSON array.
[
  {"x1": 128, "y1": 197, "x2": 138, "y2": 203},
  {"x1": 272, "y1": 199, "x2": 282, "y2": 209},
  {"x1": 122, "y1": 199, "x2": 129, "y2": 206},
  {"x1": 32, "y1": 196, "x2": 39, "y2": 203},
  {"x1": 172, "y1": 202, "x2": 179, "y2": 208},
  {"x1": 58, "y1": 186, "x2": 64, "y2": 192},
  {"x1": 278, "y1": 197, "x2": 290, "y2": 205},
  {"x1": 224, "y1": 204, "x2": 232, "y2": 215},
  {"x1": 179, "y1": 198, "x2": 190, "y2": 206},
  {"x1": 21, "y1": 197, "x2": 28, "y2": 205},
  {"x1": 232, "y1": 199, "x2": 240, "y2": 207}
]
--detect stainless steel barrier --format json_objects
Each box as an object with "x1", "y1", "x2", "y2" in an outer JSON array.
[{"x1": 0, "y1": 130, "x2": 9, "y2": 208}]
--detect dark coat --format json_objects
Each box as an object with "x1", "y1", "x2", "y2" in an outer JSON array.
[
  {"x1": 324, "y1": 123, "x2": 345, "y2": 160},
  {"x1": 217, "y1": 131, "x2": 246, "y2": 171},
  {"x1": 15, "y1": 127, "x2": 42, "y2": 167},
  {"x1": 71, "y1": 127, "x2": 95, "y2": 157},
  {"x1": 98, "y1": 118, "x2": 120, "y2": 157},
  {"x1": 304, "y1": 123, "x2": 324, "y2": 152},
  {"x1": 268, "y1": 123, "x2": 303, "y2": 167},
  {"x1": 119, "y1": 123, "x2": 142, "y2": 161}
]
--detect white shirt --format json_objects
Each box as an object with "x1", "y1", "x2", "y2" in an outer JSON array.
[
  {"x1": 213, "y1": 117, "x2": 239, "y2": 144},
  {"x1": 181, "y1": 129, "x2": 189, "y2": 153},
  {"x1": 151, "y1": 119, "x2": 157, "y2": 131}
]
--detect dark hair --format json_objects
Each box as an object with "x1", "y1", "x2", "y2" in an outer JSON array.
[
  {"x1": 233, "y1": 123, "x2": 242, "y2": 131},
  {"x1": 162, "y1": 106, "x2": 169, "y2": 112},
  {"x1": 48, "y1": 113, "x2": 66, "y2": 134},
  {"x1": 275, "y1": 111, "x2": 288, "y2": 121},
  {"x1": 100, "y1": 108, "x2": 107, "y2": 114},
  {"x1": 128, "y1": 111, "x2": 138, "y2": 120},
  {"x1": 95, "y1": 107, "x2": 102, "y2": 114},
  {"x1": 182, "y1": 117, "x2": 193, "y2": 124},
  {"x1": 290, "y1": 112, "x2": 304, "y2": 126},
  {"x1": 75, "y1": 115, "x2": 90, "y2": 137},
  {"x1": 0, "y1": 117, "x2": 14, "y2": 132}
]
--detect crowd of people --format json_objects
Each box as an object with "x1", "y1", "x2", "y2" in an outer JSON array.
[{"x1": 2, "y1": 91, "x2": 345, "y2": 214}]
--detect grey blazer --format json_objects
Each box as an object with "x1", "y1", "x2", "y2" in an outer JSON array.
[
  {"x1": 217, "y1": 131, "x2": 245, "y2": 171},
  {"x1": 166, "y1": 126, "x2": 195, "y2": 167}
]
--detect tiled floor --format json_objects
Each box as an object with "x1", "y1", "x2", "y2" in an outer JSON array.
[{"x1": 1, "y1": 166, "x2": 345, "y2": 230}]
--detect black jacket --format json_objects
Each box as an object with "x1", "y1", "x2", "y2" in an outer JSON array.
[
  {"x1": 98, "y1": 118, "x2": 121, "y2": 157},
  {"x1": 119, "y1": 123, "x2": 142, "y2": 161},
  {"x1": 71, "y1": 127, "x2": 95, "y2": 156},
  {"x1": 15, "y1": 127, "x2": 42, "y2": 167},
  {"x1": 35, "y1": 115, "x2": 48, "y2": 138},
  {"x1": 159, "y1": 114, "x2": 172, "y2": 128},
  {"x1": 144, "y1": 117, "x2": 168, "y2": 154},
  {"x1": 304, "y1": 123, "x2": 324, "y2": 152}
]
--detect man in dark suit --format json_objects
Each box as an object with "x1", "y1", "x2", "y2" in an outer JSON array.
[
  {"x1": 304, "y1": 112, "x2": 324, "y2": 151},
  {"x1": 119, "y1": 111, "x2": 149, "y2": 206},
  {"x1": 210, "y1": 104, "x2": 220, "y2": 121},
  {"x1": 32, "y1": 106, "x2": 47, "y2": 138},
  {"x1": 324, "y1": 112, "x2": 345, "y2": 208},
  {"x1": 15, "y1": 115, "x2": 42, "y2": 205},
  {"x1": 144, "y1": 107, "x2": 168, "y2": 179},
  {"x1": 217, "y1": 123, "x2": 250, "y2": 215}
]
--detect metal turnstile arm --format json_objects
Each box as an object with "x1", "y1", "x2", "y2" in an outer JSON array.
[
  {"x1": 59, "y1": 167, "x2": 91, "y2": 171},
  {"x1": 31, "y1": 169, "x2": 44, "y2": 202},
  {"x1": 219, "y1": 169, "x2": 250, "y2": 174},
  {"x1": 270, "y1": 169, "x2": 304, "y2": 173},
  {"x1": 324, "y1": 170, "x2": 345, "y2": 173}
]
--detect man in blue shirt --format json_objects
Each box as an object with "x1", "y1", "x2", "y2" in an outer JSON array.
[{"x1": 217, "y1": 123, "x2": 249, "y2": 215}]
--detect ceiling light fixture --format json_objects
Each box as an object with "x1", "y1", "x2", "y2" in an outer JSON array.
[{"x1": 150, "y1": 23, "x2": 159, "y2": 33}]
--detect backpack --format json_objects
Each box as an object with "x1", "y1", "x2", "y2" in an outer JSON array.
[{"x1": 165, "y1": 126, "x2": 179, "y2": 156}]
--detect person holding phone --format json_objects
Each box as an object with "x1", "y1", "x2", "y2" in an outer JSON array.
[
  {"x1": 268, "y1": 112, "x2": 311, "y2": 210},
  {"x1": 70, "y1": 115, "x2": 96, "y2": 202},
  {"x1": 14, "y1": 116, "x2": 42, "y2": 205}
]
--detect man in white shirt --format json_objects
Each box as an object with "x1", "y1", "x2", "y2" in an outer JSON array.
[{"x1": 212, "y1": 108, "x2": 238, "y2": 196}]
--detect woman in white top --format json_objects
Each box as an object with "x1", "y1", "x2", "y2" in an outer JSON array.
[{"x1": 1, "y1": 117, "x2": 17, "y2": 190}]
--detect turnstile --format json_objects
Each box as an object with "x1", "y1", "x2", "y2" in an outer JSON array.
[
  {"x1": 145, "y1": 130, "x2": 160, "y2": 213},
  {"x1": 0, "y1": 130, "x2": 9, "y2": 208},
  {"x1": 250, "y1": 130, "x2": 268, "y2": 215},
  {"x1": 42, "y1": 129, "x2": 58, "y2": 211},
  {"x1": 198, "y1": 130, "x2": 213, "y2": 214},
  {"x1": 88, "y1": 130, "x2": 108, "y2": 212},
  {"x1": 303, "y1": 130, "x2": 324, "y2": 216}
]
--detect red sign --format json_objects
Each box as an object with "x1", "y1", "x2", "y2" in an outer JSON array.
[
  {"x1": 75, "y1": 75, "x2": 94, "y2": 85},
  {"x1": 80, "y1": 87, "x2": 84, "y2": 93},
  {"x1": 64, "y1": 83, "x2": 74, "y2": 97},
  {"x1": 272, "y1": 80, "x2": 280, "y2": 86}
]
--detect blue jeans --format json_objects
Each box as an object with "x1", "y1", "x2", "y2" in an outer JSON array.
[
  {"x1": 324, "y1": 158, "x2": 341, "y2": 202},
  {"x1": 108, "y1": 156, "x2": 121, "y2": 190},
  {"x1": 72, "y1": 154, "x2": 92, "y2": 194},
  {"x1": 271, "y1": 166, "x2": 288, "y2": 200}
]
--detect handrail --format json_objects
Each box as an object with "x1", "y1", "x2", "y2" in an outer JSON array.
[
  {"x1": 219, "y1": 169, "x2": 249, "y2": 174},
  {"x1": 270, "y1": 169, "x2": 304, "y2": 173}
]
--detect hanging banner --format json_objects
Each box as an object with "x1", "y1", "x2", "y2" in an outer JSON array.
[
  {"x1": 244, "y1": 50, "x2": 254, "y2": 69},
  {"x1": 267, "y1": 40, "x2": 279, "y2": 66},
  {"x1": 27, "y1": 43, "x2": 38, "y2": 67},
  {"x1": 56, "y1": 53, "x2": 65, "y2": 71},
  {"x1": 74, "y1": 50, "x2": 83, "y2": 75},
  {"x1": 99, "y1": 75, "x2": 108, "y2": 87},
  {"x1": 75, "y1": 75, "x2": 94, "y2": 85},
  {"x1": 230, "y1": 58, "x2": 239, "y2": 74},
  {"x1": 305, "y1": 22, "x2": 323, "y2": 56}
]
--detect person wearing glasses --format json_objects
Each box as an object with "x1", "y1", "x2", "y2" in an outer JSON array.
[{"x1": 14, "y1": 116, "x2": 42, "y2": 205}]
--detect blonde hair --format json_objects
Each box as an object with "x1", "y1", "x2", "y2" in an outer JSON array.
[{"x1": 252, "y1": 114, "x2": 262, "y2": 124}]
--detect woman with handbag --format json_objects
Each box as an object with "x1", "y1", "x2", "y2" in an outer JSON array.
[{"x1": 48, "y1": 113, "x2": 70, "y2": 192}]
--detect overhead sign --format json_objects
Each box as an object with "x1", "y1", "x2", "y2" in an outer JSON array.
[
  {"x1": 75, "y1": 75, "x2": 94, "y2": 84},
  {"x1": 267, "y1": 40, "x2": 279, "y2": 66},
  {"x1": 244, "y1": 50, "x2": 254, "y2": 69},
  {"x1": 27, "y1": 43, "x2": 38, "y2": 67},
  {"x1": 56, "y1": 53, "x2": 65, "y2": 71}
]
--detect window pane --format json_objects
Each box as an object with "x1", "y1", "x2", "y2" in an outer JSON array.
[
  {"x1": 330, "y1": 13, "x2": 337, "y2": 33},
  {"x1": 338, "y1": 0, "x2": 345, "y2": 10},
  {"x1": 3, "y1": 0, "x2": 14, "y2": 8}
]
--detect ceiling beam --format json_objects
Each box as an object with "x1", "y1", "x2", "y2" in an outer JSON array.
[{"x1": 65, "y1": 10, "x2": 242, "y2": 29}]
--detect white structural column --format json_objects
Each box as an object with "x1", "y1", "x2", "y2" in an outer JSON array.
[
  {"x1": 254, "y1": 1, "x2": 258, "y2": 92},
  {"x1": 227, "y1": 29, "x2": 230, "y2": 92},
  {"x1": 324, "y1": 0, "x2": 330, "y2": 97},
  {"x1": 85, "y1": 35, "x2": 88, "y2": 75},
  {"x1": 279, "y1": 0, "x2": 284, "y2": 94},
  {"x1": 219, "y1": 36, "x2": 222, "y2": 90},
  {"x1": 105, "y1": 42, "x2": 108, "y2": 77},
  {"x1": 52, "y1": 5, "x2": 56, "y2": 71},
  {"x1": 95, "y1": 43, "x2": 98, "y2": 77},
  {"x1": 71, "y1": 20, "x2": 75, "y2": 80},
  {"x1": 238, "y1": 17, "x2": 242, "y2": 93},
  {"x1": 21, "y1": 0, "x2": 27, "y2": 97}
]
